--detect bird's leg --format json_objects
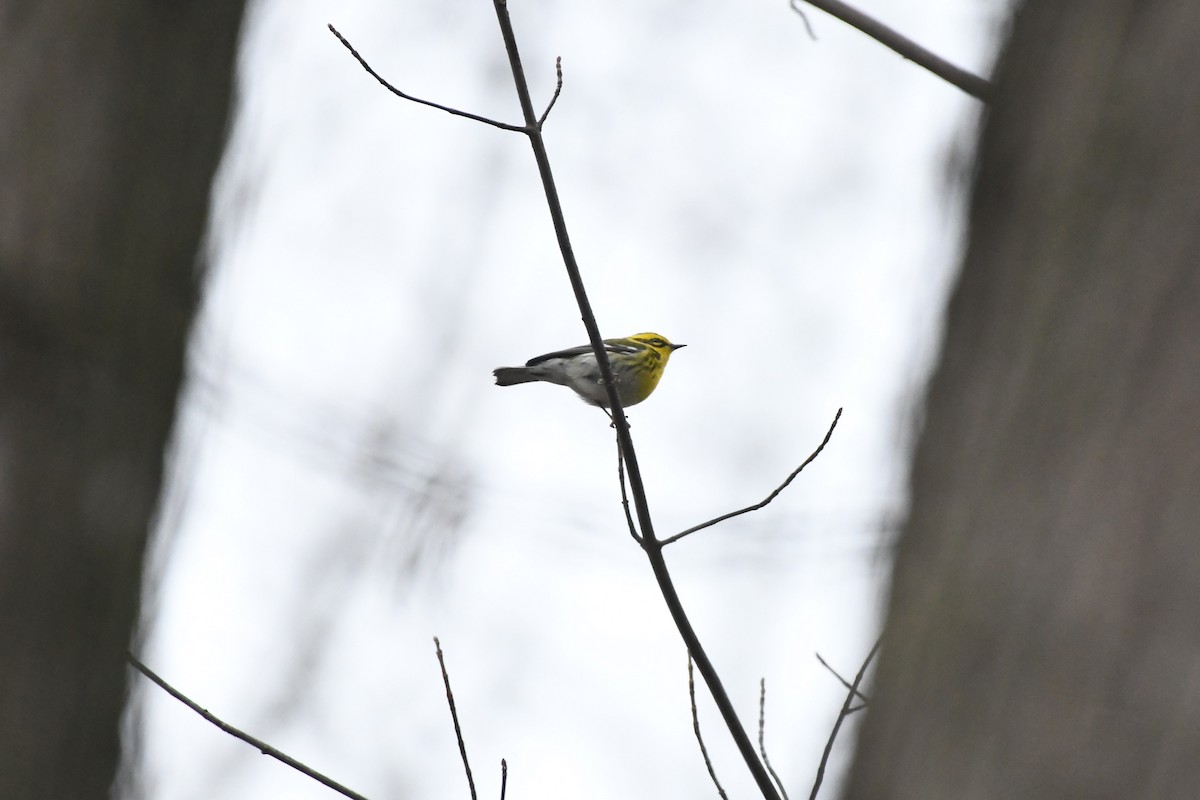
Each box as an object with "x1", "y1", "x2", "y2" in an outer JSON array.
[{"x1": 602, "y1": 408, "x2": 631, "y2": 429}]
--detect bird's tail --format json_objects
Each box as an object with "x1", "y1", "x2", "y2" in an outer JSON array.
[{"x1": 493, "y1": 367, "x2": 539, "y2": 386}]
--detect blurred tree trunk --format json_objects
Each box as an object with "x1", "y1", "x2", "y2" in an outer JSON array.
[
  {"x1": 845, "y1": 2, "x2": 1200, "y2": 799},
  {"x1": 0, "y1": 1, "x2": 245, "y2": 796}
]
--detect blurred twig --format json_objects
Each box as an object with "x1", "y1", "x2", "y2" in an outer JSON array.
[
  {"x1": 810, "y1": 636, "x2": 882, "y2": 800},
  {"x1": 793, "y1": 3, "x2": 818, "y2": 40},
  {"x1": 790, "y1": 0, "x2": 993, "y2": 101},
  {"x1": 435, "y1": 637, "x2": 477, "y2": 800},
  {"x1": 815, "y1": 651, "x2": 871, "y2": 703},
  {"x1": 127, "y1": 654, "x2": 370, "y2": 800},
  {"x1": 664, "y1": 408, "x2": 842, "y2": 545}
]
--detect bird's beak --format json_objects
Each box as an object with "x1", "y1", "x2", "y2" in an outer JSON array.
[{"x1": 670, "y1": 343, "x2": 686, "y2": 351}]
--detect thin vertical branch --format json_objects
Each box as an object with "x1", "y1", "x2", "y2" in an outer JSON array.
[
  {"x1": 689, "y1": 657, "x2": 728, "y2": 800},
  {"x1": 435, "y1": 637, "x2": 477, "y2": 800},
  {"x1": 759, "y1": 679, "x2": 791, "y2": 800}
]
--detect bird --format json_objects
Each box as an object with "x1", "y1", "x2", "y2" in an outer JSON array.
[{"x1": 493, "y1": 332, "x2": 685, "y2": 408}]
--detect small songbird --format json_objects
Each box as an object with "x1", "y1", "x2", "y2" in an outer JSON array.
[{"x1": 493, "y1": 332, "x2": 685, "y2": 407}]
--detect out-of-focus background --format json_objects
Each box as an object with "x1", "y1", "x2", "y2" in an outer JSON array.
[
  {"x1": 133, "y1": 3, "x2": 999, "y2": 798},
  {"x1": 10, "y1": 3, "x2": 1200, "y2": 799}
]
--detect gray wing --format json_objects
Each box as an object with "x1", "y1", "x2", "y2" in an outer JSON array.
[{"x1": 525, "y1": 341, "x2": 638, "y2": 366}]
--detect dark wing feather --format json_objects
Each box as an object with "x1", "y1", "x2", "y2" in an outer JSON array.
[{"x1": 525, "y1": 340, "x2": 638, "y2": 366}]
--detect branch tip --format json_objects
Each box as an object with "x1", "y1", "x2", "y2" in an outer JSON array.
[
  {"x1": 789, "y1": 2, "x2": 819, "y2": 41},
  {"x1": 434, "y1": 637, "x2": 477, "y2": 800},
  {"x1": 327, "y1": 23, "x2": 525, "y2": 131},
  {"x1": 664, "y1": 407, "x2": 842, "y2": 545}
]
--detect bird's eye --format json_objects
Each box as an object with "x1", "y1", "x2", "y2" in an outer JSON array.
[{"x1": 651, "y1": 338, "x2": 664, "y2": 346}]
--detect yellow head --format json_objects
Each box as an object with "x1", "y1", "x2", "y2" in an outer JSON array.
[
  {"x1": 626, "y1": 333, "x2": 685, "y2": 358},
  {"x1": 605, "y1": 332, "x2": 686, "y2": 406}
]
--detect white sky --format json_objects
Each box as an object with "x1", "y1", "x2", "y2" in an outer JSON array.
[{"x1": 130, "y1": 1, "x2": 1002, "y2": 798}]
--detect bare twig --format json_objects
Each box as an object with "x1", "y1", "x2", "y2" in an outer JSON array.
[
  {"x1": 809, "y1": 636, "x2": 882, "y2": 800},
  {"x1": 793, "y1": 4, "x2": 818, "y2": 40},
  {"x1": 435, "y1": 637, "x2": 477, "y2": 800},
  {"x1": 327, "y1": 24, "x2": 525, "y2": 132},
  {"x1": 814, "y1": 652, "x2": 871, "y2": 703},
  {"x1": 689, "y1": 657, "x2": 728, "y2": 800},
  {"x1": 500, "y1": 759, "x2": 508, "y2": 800},
  {"x1": 758, "y1": 679, "x2": 791, "y2": 800},
  {"x1": 791, "y1": 0, "x2": 993, "y2": 102},
  {"x1": 538, "y1": 57, "x2": 564, "y2": 129},
  {"x1": 664, "y1": 408, "x2": 842, "y2": 546},
  {"x1": 127, "y1": 654, "x2": 371, "y2": 800}
]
